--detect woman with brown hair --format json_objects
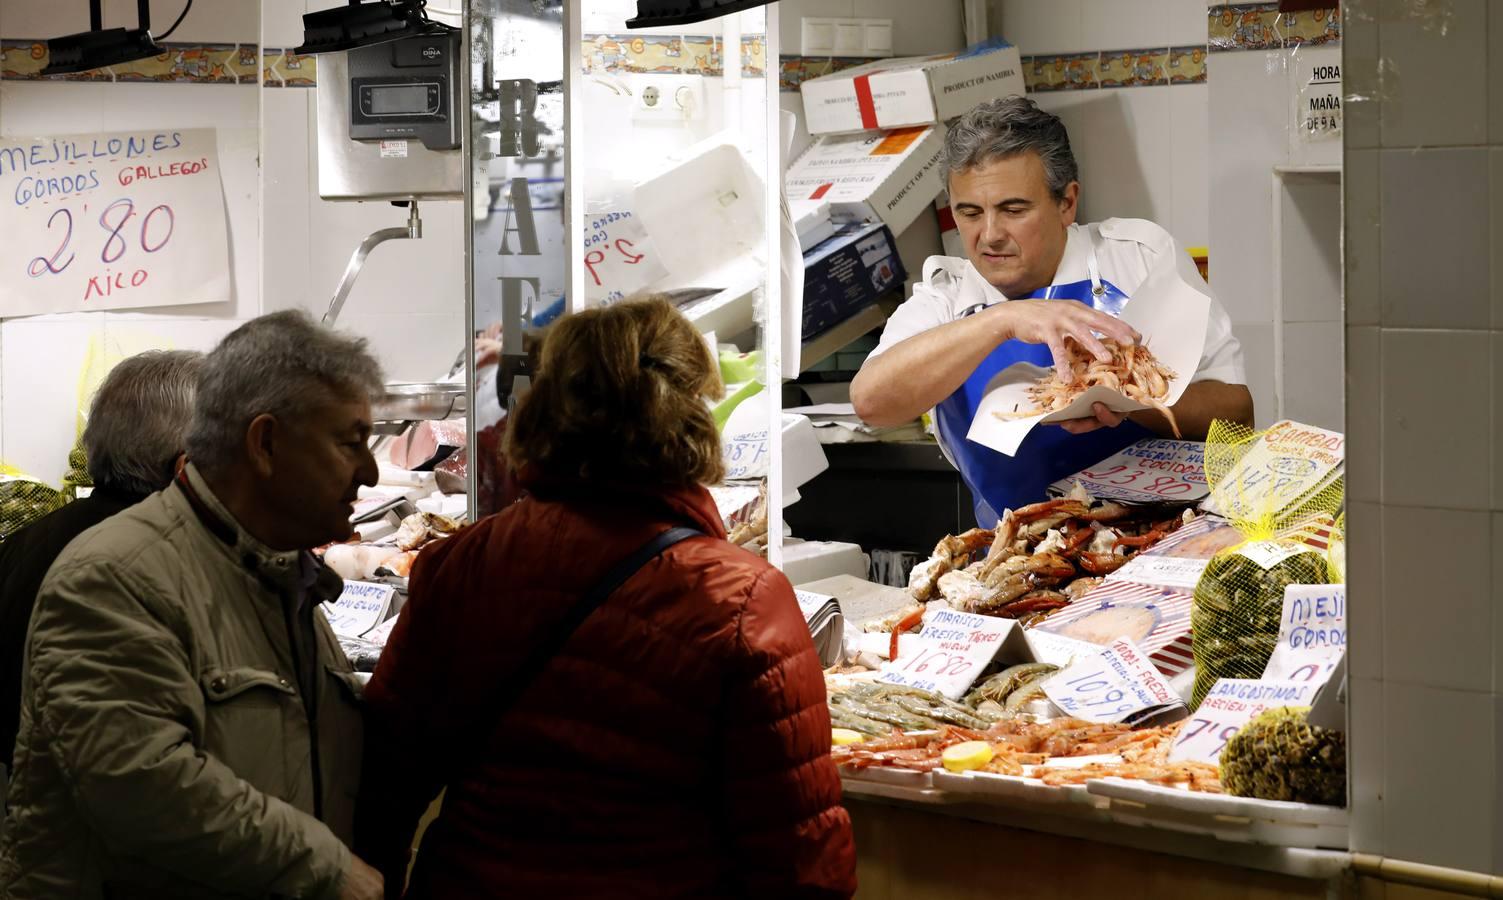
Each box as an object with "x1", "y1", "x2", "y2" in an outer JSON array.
[{"x1": 355, "y1": 297, "x2": 857, "y2": 899}]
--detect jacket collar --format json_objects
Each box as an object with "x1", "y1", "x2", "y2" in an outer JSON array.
[
  {"x1": 523, "y1": 476, "x2": 729, "y2": 540},
  {"x1": 175, "y1": 463, "x2": 343, "y2": 603}
]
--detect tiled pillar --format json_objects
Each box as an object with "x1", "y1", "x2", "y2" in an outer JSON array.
[{"x1": 1343, "y1": 0, "x2": 1500, "y2": 874}]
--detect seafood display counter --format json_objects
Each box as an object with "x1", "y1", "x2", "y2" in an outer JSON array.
[{"x1": 808, "y1": 423, "x2": 1353, "y2": 897}]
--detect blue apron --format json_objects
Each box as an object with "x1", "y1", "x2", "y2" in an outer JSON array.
[{"x1": 934, "y1": 260, "x2": 1152, "y2": 527}]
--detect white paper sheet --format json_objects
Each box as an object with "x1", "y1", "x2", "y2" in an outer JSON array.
[{"x1": 966, "y1": 256, "x2": 1212, "y2": 457}]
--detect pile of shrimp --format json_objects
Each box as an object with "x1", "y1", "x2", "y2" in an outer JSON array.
[{"x1": 997, "y1": 338, "x2": 1182, "y2": 438}]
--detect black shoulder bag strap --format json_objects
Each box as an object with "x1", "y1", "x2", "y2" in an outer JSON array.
[{"x1": 461, "y1": 525, "x2": 702, "y2": 766}]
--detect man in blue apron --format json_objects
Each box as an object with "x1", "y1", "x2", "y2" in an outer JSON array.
[{"x1": 852, "y1": 97, "x2": 1252, "y2": 527}]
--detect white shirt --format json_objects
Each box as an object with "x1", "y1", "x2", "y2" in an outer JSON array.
[{"x1": 868, "y1": 218, "x2": 1247, "y2": 387}]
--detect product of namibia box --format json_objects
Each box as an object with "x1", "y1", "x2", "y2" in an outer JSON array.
[
  {"x1": 800, "y1": 39, "x2": 1025, "y2": 136},
  {"x1": 784, "y1": 124, "x2": 945, "y2": 237},
  {"x1": 801, "y1": 221, "x2": 906, "y2": 340}
]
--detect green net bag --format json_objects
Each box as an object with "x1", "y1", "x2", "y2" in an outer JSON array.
[{"x1": 1190, "y1": 421, "x2": 1343, "y2": 709}]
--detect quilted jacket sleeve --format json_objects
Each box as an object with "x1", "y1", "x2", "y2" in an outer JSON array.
[
  {"x1": 27, "y1": 560, "x2": 349, "y2": 900},
  {"x1": 356, "y1": 535, "x2": 463, "y2": 896},
  {"x1": 717, "y1": 566, "x2": 857, "y2": 899}
]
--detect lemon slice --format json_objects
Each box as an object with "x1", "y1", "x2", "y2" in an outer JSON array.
[
  {"x1": 831, "y1": 728, "x2": 866, "y2": 746},
  {"x1": 941, "y1": 740, "x2": 994, "y2": 773}
]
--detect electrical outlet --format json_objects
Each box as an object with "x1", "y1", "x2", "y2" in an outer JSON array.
[{"x1": 632, "y1": 74, "x2": 705, "y2": 123}]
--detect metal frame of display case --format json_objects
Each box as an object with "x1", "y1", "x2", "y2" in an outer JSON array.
[{"x1": 466, "y1": 0, "x2": 785, "y2": 565}]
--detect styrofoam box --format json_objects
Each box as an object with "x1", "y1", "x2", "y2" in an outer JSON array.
[
  {"x1": 931, "y1": 769, "x2": 1106, "y2": 809},
  {"x1": 1086, "y1": 778, "x2": 1349, "y2": 850},
  {"x1": 782, "y1": 539, "x2": 869, "y2": 585},
  {"x1": 800, "y1": 42, "x2": 1025, "y2": 136},
  {"x1": 784, "y1": 125, "x2": 946, "y2": 237}
]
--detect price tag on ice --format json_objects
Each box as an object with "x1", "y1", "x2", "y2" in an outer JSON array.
[
  {"x1": 1042, "y1": 637, "x2": 1185, "y2": 724},
  {"x1": 1051, "y1": 438, "x2": 1208, "y2": 504},
  {"x1": 1261, "y1": 584, "x2": 1345, "y2": 684},
  {"x1": 581, "y1": 209, "x2": 668, "y2": 305},
  {"x1": 1168, "y1": 678, "x2": 1320, "y2": 764},
  {"x1": 322, "y1": 580, "x2": 395, "y2": 640},
  {"x1": 877, "y1": 609, "x2": 1014, "y2": 700}
]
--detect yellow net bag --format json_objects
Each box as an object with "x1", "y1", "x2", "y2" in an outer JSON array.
[
  {"x1": 1190, "y1": 421, "x2": 1344, "y2": 709},
  {"x1": 0, "y1": 465, "x2": 65, "y2": 543}
]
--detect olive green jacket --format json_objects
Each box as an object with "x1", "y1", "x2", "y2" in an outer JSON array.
[{"x1": 0, "y1": 465, "x2": 364, "y2": 899}]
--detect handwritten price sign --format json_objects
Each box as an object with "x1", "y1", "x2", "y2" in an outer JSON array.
[
  {"x1": 1051, "y1": 439, "x2": 1208, "y2": 504},
  {"x1": 582, "y1": 208, "x2": 667, "y2": 305},
  {"x1": 1262, "y1": 584, "x2": 1345, "y2": 684},
  {"x1": 1168, "y1": 678, "x2": 1319, "y2": 764},
  {"x1": 1042, "y1": 637, "x2": 1186, "y2": 724},
  {"x1": 322, "y1": 580, "x2": 395, "y2": 640},
  {"x1": 0, "y1": 128, "x2": 230, "y2": 317},
  {"x1": 877, "y1": 609, "x2": 1015, "y2": 700}
]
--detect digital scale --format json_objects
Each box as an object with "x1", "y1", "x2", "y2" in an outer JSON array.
[{"x1": 347, "y1": 31, "x2": 460, "y2": 151}]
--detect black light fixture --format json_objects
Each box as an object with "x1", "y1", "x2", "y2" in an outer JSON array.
[
  {"x1": 294, "y1": 0, "x2": 455, "y2": 56},
  {"x1": 627, "y1": 0, "x2": 778, "y2": 29},
  {"x1": 43, "y1": 0, "x2": 169, "y2": 76}
]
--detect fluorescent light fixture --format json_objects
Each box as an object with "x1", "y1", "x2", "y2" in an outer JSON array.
[
  {"x1": 43, "y1": 0, "x2": 167, "y2": 76},
  {"x1": 626, "y1": 0, "x2": 778, "y2": 29},
  {"x1": 295, "y1": 0, "x2": 455, "y2": 55}
]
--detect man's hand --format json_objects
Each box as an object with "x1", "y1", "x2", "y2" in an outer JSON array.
[
  {"x1": 1057, "y1": 401, "x2": 1126, "y2": 435},
  {"x1": 1004, "y1": 299, "x2": 1140, "y2": 375},
  {"x1": 338, "y1": 855, "x2": 385, "y2": 900}
]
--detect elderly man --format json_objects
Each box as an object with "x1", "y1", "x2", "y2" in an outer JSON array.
[
  {"x1": 852, "y1": 96, "x2": 1253, "y2": 526},
  {"x1": 0, "y1": 350, "x2": 204, "y2": 779},
  {"x1": 1, "y1": 312, "x2": 385, "y2": 900}
]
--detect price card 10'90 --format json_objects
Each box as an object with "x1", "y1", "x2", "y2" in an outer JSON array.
[
  {"x1": 1167, "y1": 678, "x2": 1320, "y2": 765},
  {"x1": 876, "y1": 609, "x2": 1016, "y2": 700},
  {"x1": 1041, "y1": 637, "x2": 1186, "y2": 725}
]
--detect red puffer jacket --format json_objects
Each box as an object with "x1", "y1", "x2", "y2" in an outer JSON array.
[{"x1": 355, "y1": 479, "x2": 857, "y2": 899}]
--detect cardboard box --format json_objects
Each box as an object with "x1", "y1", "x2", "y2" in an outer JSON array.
[
  {"x1": 801, "y1": 222, "x2": 906, "y2": 340},
  {"x1": 800, "y1": 40, "x2": 1025, "y2": 135},
  {"x1": 785, "y1": 125, "x2": 946, "y2": 236}
]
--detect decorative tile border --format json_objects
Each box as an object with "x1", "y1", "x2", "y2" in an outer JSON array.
[
  {"x1": 262, "y1": 48, "x2": 317, "y2": 87},
  {"x1": 1168, "y1": 46, "x2": 1208, "y2": 84},
  {"x1": 1209, "y1": 4, "x2": 1340, "y2": 52},
  {"x1": 1, "y1": 39, "x2": 258, "y2": 83},
  {"x1": 779, "y1": 55, "x2": 871, "y2": 92},
  {"x1": 1099, "y1": 47, "x2": 1170, "y2": 88},
  {"x1": 581, "y1": 34, "x2": 766, "y2": 78}
]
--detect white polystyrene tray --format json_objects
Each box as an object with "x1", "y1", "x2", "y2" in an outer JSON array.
[
  {"x1": 931, "y1": 769, "x2": 1102, "y2": 809},
  {"x1": 840, "y1": 775, "x2": 948, "y2": 805},
  {"x1": 837, "y1": 764, "x2": 935, "y2": 790},
  {"x1": 1086, "y1": 778, "x2": 1349, "y2": 849}
]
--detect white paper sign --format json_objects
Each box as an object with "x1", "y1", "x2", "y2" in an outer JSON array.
[
  {"x1": 323, "y1": 581, "x2": 396, "y2": 640},
  {"x1": 1297, "y1": 58, "x2": 1341, "y2": 142},
  {"x1": 581, "y1": 208, "x2": 668, "y2": 305},
  {"x1": 0, "y1": 128, "x2": 230, "y2": 317},
  {"x1": 968, "y1": 254, "x2": 1211, "y2": 456},
  {"x1": 1109, "y1": 555, "x2": 1210, "y2": 590},
  {"x1": 1202, "y1": 420, "x2": 1344, "y2": 521},
  {"x1": 877, "y1": 608, "x2": 1014, "y2": 700},
  {"x1": 1025, "y1": 630, "x2": 1110, "y2": 668},
  {"x1": 1042, "y1": 636, "x2": 1185, "y2": 724},
  {"x1": 1168, "y1": 678, "x2": 1320, "y2": 764},
  {"x1": 1262, "y1": 584, "x2": 1346, "y2": 683},
  {"x1": 1051, "y1": 439, "x2": 1209, "y2": 504}
]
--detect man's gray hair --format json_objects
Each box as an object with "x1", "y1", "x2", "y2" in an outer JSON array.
[
  {"x1": 186, "y1": 310, "x2": 384, "y2": 474},
  {"x1": 83, "y1": 350, "x2": 205, "y2": 496},
  {"x1": 940, "y1": 96, "x2": 1079, "y2": 200}
]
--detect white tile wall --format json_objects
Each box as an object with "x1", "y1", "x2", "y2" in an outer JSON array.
[
  {"x1": 1380, "y1": 329, "x2": 1490, "y2": 511},
  {"x1": 1346, "y1": 501, "x2": 1382, "y2": 682},
  {"x1": 1342, "y1": 0, "x2": 1380, "y2": 151},
  {"x1": 1379, "y1": 148, "x2": 1490, "y2": 330},
  {"x1": 1383, "y1": 682, "x2": 1494, "y2": 874},
  {"x1": 1280, "y1": 176, "x2": 1341, "y2": 323},
  {"x1": 1377, "y1": 0, "x2": 1487, "y2": 149},
  {"x1": 992, "y1": 0, "x2": 1085, "y2": 55},
  {"x1": 1381, "y1": 506, "x2": 1493, "y2": 693},
  {"x1": 1494, "y1": 513, "x2": 1503, "y2": 695},
  {"x1": 1281, "y1": 322, "x2": 1342, "y2": 431},
  {"x1": 1080, "y1": 0, "x2": 1167, "y2": 53},
  {"x1": 1231, "y1": 321, "x2": 1276, "y2": 429},
  {"x1": 1346, "y1": 148, "x2": 1380, "y2": 326},
  {"x1": 1207, "y1": 50, "x2": 1290, "y2": 326},
  {"x1": 1167, "y1": 83, "x2": 1208, "y2": 248},
  {"x1": 1346, "y1": 326, "x2": 1380, "y2": 504},
  {"x1": 0, "y1": 317, "x2": 104, "y2": 484},
  {"x1": 1348, "y1": 676, "x2": 1384, "y2": 856}
]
